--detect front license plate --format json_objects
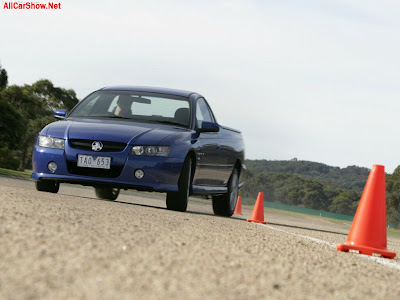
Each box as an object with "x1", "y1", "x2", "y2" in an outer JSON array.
[{"x1": 77, "y1": 155, "x2": 111, "y2": 169}]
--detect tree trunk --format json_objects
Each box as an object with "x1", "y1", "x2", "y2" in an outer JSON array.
[{"x1": 19, "y1": 148, "x2": 27, "y2": 171}]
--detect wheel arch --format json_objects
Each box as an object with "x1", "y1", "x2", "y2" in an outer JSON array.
[
  {"x1": 234, "y1": 159, "x2": 242, "y2": 177},
  {"x1": 187, "y1": 150, "x2": 197, "y2": 182}
]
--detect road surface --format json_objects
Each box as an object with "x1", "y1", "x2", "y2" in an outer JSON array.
[{"x1": 1, "y1": 176, "x2": 399, "y2": 299}]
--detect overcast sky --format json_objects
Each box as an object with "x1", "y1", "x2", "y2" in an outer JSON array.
[{"x1": 2, "y1": 0, "x2": 400, "y2": 172}]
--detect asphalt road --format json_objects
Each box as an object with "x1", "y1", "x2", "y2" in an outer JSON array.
[{"x1": 1, "y1": 176, "x2": 400, "y2": 299}]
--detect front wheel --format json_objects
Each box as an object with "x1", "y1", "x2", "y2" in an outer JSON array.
[
  {"x1": 95, "y1": 187, "x2": 120, "y2": 200},
  {"x1": 166, "y1": 156, "x2": 192, "y2": 212},
  {"x1": 212, "y1": 168, "x2": 239, "y2": 217},
  {"x1": 35, "y1": 180, "x2": 60, "y2": 193}
]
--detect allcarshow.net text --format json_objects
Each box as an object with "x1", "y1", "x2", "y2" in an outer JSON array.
[{"x1": 3, "y1": 2, "x2": 61, "y2": 9}]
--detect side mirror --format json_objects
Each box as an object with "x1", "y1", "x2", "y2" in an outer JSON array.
[
  {"x1": 54, "y1": 109, "x2": 67, "y2": 119},
  {"x1": 199, "y1": 121, "x2": 219, "y2": 133}
]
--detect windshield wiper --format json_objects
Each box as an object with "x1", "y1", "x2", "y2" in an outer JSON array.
[
  {"x1": 75, "y1": 115, "x2": 186, "y2": 126},
  {"x1": 151, "y1": 120, "x2": 185, "y2": 127},
  {"x1": 105, "y1": 115, "x2": 133, "y2": 120},
  {"x1": 73, "y1": 115, "x2": 133, "y2": 120}
]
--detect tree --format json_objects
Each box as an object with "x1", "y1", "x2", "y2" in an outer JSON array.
[
  {"x1": 302, "y1": 188, "x2": 326, "y2": 210},
  {"x1": 2, "y1": 85, "x2": 44, "y2": 119},
  {"x1": 0, "y1": 76, "x2": 79, "y2": 170},
  {"x1": 0, "y1": 66, "x2": 25, "y2": 169},
  {"x1": 386, "y1": 167, "x2": 400, "y2": 228},
  {"x1": 0, "y1": 96, "x2": 25, "y2": 150},
  {"x1": 329, "y1": 191, "x2": 359, "y2": 215},
  {"x1": 288, "y1": 190, "x2": 304, "y2": 205},
  {"x1": 1, "y1": 84, "x2": 46, "y2": 169},
  {"x1": 22, "y1": 116, "x2": 55, "y2": 169},
  {"x1": 301, "y1": 181, "x2": 328, "y2": 210},
  {"x1": 0, "y1": 64, "x2": 8, "y2": 91},
  {"x1": 17, "y1": 80, "x2": 78, "y2": 170},
  {"x1": 31, "y1": 79, "x2": 78, "y2": 111},
  {"x1": 244, "y1": 159, "x2": 369, "y2": 192},
  {"x1": 0, "y1": 92, "x2": 25, "y2": 170}
]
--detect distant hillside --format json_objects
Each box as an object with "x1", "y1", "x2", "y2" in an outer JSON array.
[
  {"x1": 244, "y1": 159, "x2": 370, "y2": 192},
  {"x1": 241, "y1": 168, "x2": 360, "y2": 216},
  {"x1": 241, "y1": 159, "x2": 400, "y2": 227}
]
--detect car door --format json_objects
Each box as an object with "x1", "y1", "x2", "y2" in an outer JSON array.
[{"x1": 192, "y1": 98, "x2": 224, "y2": 186}]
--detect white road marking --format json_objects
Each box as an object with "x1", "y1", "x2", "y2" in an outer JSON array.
[
  {"x1": 262, "y1": 224, "x2": 400, "y2": 272},
  {"x1": 264, "y1": 225, "x2": 334, "y2": 247}
]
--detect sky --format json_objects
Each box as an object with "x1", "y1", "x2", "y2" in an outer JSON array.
[{"x1": 1, "y1": 0, "x2": 400, "y2": 172}]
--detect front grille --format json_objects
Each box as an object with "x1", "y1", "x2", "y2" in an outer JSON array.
[
  {"x1": 69, "y1": 139, "x2": 127, "y2": 152},
  {"x1": 67, "y1": 161, "x2": 123, "y2": 178}
]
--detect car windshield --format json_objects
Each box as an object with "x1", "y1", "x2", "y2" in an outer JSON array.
[{"x1": 68, "y1": 91, "x2": 191, "y2": 127}]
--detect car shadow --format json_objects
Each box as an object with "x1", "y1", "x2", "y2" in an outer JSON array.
[
  {"x1": 99, "y1": 197, "x2": 246, "y2": 221},
  {"x1": 60, "y1": 193, "x2": 349, "y2": 233}
]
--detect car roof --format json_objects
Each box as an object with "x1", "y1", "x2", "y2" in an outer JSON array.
[{"x1": 100, "y1": 85, "x2": 200, "y2": 98}]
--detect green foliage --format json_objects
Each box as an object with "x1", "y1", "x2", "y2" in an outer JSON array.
[
  {"x1": 243, "y1": 160, "x2": 400, "y2": 227},
  {"x1": 0, "y1": 96, "x2": 26, "y2": 149},
  {"x1": 22, "y1": 116, "x2": 55, "y2": 169},
  {"x1": 0, "y1": 146, "x2": 20, "y2": 170},
  {"x1": 241, "y1": 167, "x2": 360, "y2": 213},
  {"x1": 302, "y1": 185, "x2": 327, "y2": 210},
  {"x1": 386, "y1": 166, "x2": 400, "y2": 228},
  {"x1": 328, "y1": 191, "x2": 359, "y2": 215},
  {"x1": 0, "y1": 64, "x2": 8, "y2": 91},
  {"x1": 0, "y1": 65, "x2": 79, "y2": 170},
  {"x1": 1, "y1": 85, "x2": 44, "y2": 119},
  {"x1": 245, "y1": 159, "x2": 370, "y2": 192},
  {"x1": 31, "y1": 79, "x2": 78, "y2": 111}
]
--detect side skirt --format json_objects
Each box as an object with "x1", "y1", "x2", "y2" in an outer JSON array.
[{"x1": 192, "y1": 185, "x2": 228, "y2": 195}]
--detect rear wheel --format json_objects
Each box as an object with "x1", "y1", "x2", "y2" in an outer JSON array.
[
  {"x1": 35, "y1": 180, "x2": 60, "y2": 193},
  {"x1": 212, "y1": 168, "x2": 239, "y2": 217},
  {"x1": 95, "y1": 187, "x2": 120, "y2": 200},
  {"x1": 166, "y1": 156, "x2": 192, "y2": 212}
]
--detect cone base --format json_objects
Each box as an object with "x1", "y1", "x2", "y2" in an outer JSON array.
[
  {"x1": 247, "y1": 219, "x2": 266, "y2": 224},
  {"x1": 337, "y1": 243, "x2": 396, "y2": 259}
]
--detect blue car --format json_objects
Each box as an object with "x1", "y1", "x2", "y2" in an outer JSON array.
[{"x1": 32, "y1": 86, "x2": 245, "y2": 216}]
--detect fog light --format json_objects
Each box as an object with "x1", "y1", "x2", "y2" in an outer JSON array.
[
  {"x1": 48, "y1": 161, "x2": 57, "y2": 173},
  {"x1": 134, "y1": 169, "x2": 145, "y2": 179}
]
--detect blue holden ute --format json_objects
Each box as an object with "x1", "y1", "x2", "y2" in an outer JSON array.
[{"x1": 32, "y1": 86, "x2": 245, "y2": 216}]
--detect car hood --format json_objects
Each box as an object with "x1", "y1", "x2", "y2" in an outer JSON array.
[{"x1": 42, "y1": 118, "x2": 188, "y2": 145}]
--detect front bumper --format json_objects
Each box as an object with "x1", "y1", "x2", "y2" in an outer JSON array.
[{"x1": 32, "y1": 145, "x2": 184, "y2": 193}]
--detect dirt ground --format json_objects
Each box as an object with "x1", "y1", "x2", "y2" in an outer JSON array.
[{"x1": 1, "y1": 176, "x2": 399, "y2": 300}]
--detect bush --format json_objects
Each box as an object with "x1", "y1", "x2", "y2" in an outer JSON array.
[{"x1": 0, "y1": 146, "x2": 20, "y2": 170}]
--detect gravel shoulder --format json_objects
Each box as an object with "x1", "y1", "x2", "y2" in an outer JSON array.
[{"x1": 1, "y1": 177, "x2": 399, "y2": 299}]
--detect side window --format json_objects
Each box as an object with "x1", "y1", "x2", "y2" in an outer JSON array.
[{"x1": 196, "y1": 98, "x2": 214, "y2": 128}]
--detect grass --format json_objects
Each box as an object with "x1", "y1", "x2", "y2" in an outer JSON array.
[
  {"x1": 388, "y1": 228, "x2": 400, "y2": 239},
  {"x1": 265, "y1": 205, "x2": 400, "y2": 239},
  {"x1": 241, "y1": 198, "x2": 400, "y2": 238},
  {"x1": 0, "y1": 167, "x2": 32, "y2": 180}
]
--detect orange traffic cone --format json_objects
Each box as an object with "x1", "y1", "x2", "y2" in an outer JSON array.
[
  {"x1": 337, "y1": 165, "x2": 396, "y2": 259},
  {"x1": 234, "y1": 196, "x2": 242, "y2": 215},
  {"x1": 247, "y1": 192, "x2": 266, "y2": 224}
]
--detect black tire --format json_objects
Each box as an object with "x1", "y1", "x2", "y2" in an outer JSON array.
[
  {"x1": 95, "y1": 187, "x2": 120, "y2": 200},
  {"x1": 212, "y1": 168, "x2": 239, "y2": 217},
  {"x1": 35, "y1": 180, "x2": 60, "y2": 193},
  {"x1": 166, "y1": 156, "x2": 192, "y2": 212}
]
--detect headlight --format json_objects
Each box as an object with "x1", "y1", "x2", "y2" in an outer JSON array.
[
  {"x1": 38, "y1": 135, "x2": 65, "y2": 149},
  {"x1": 131, "y1": 146, "x2": 170, "y2": 157}
]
